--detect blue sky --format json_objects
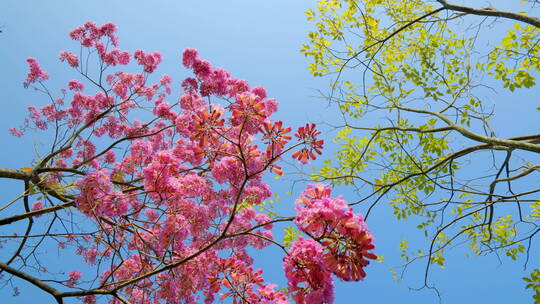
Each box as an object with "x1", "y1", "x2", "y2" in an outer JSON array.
[{"x1": 0, "y1": 1, "x2": 538, "y2": 303}]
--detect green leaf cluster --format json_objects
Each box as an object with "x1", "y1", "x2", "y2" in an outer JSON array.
[{"x1": 523, "y1": 269, "x2": 540, "y2": 303}]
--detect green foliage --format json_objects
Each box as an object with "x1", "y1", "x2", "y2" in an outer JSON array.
[
  {"x1": 303, "y1": 0, "x2": 540, "y2": 287},
  {"x1": 238, "y1": 193, "x2": 279, "y2": 218},
  {"x1": 530, "y1": 201, "x2": 540, "y2": 219},
  {"x1": 485, "y1": 24, "x2": 540, "y2": 92},
  {"x1": 282, "y1": 225, "x2": 302, "y2": 247},
  {"x1": 523, "y1": 269, "x2": 540, "y2": 303}
]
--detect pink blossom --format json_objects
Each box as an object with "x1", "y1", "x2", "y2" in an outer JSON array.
[
  {"x1": 69, "y1": 21, "x2": 119, "y2": 47},
  {"x1": 227, "y1": 78, "x2": 250, "y2": 96},
  {"x1": 295, "y1": 184, "x2": 377, "y2": 281},
  {"x1": 66, "y1": 270, "x2": 82, "y2": 287},
  {"x1": 32, "y1": 201, "x2": 43, "y2": 211},
  {"x1": 254, "y1": 213, "x2": 273, "y2": 229},
  {"x1": 130, "y1": 139, "x2": 154, "y2": 163},
  {"x1": 256, "y1": 283, "x2": 289, "y2": 304},
  {"x1": 41, "y1": 104, "x2": 66, "y2": 122},
  {"x1": 179, "y1": 92, "x2": 205, "y2": 111},
  {"x1": 283, "y1": 238, "x2": 334, "y2": 304},
  {"x1": 211, "y1": 156, "x2": 243, "y2": 185},
  {"x1": 264, "y1": 98, "x2": 278, "y2": 116},
  {"x1": 23, "y1": 58, "x2": 49, "y2": 88},
  {"x1": 82, "y1": 295, "x2": 96, "y2": 304},
  {"x1": 59, "y1": 51, "x2": 79, "y2": 67},
  {"x1": 181, "y1": 77, "x2": 198, "y2": 92},
  {"x1": 252, "y1": 86, "x2": 267, "y2": 99},
  {"x1": 81, "y1": 248, "x2": 99, "y2": 265},
  {"x1": 59, "y1": 148, "x2": 73, "y2": 159},
  {"x1": 75, "y1": 169, "x2": 128, "y2": 217},
  {"x1": 160, "y1": 74, "x2": 171, "y2": 86},
  {"x1": 104, "y1": 150, "x2": 115, "y2": 164},
  {"x1": 34, "y1": 120, "x2": 47, "y2": 130},
  {"x1": 230, "y1": 93, "x2": 268, "y2": 134},
  {"x1": 68, "y1": 80, "x2": 84, "y2": 91},
  {"x1": 134, "y1": 50, "x2": 162, "y2": 73},
  {"x1": 193, "y1": 59, "x2": 212, "y2": 80},
  {"x1": 55, "y1": 160, "x2": 68, "y2": 167},
  {"x1": 154, "y1": 101, "x2": 177, "y2": 121},
  {"x1": 101, "y1": 49, "x2": 130, "y2": 66},
  {"x1": 9, "y1": 128, "x2": 23, "y2": 137},
  {"x1": 182, "y1": 48, "x2": 199, "y2": 69}
]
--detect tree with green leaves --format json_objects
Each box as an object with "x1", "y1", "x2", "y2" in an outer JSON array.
[{"x1": 302, "y1": 0, "x2": 540, "y2": 300}]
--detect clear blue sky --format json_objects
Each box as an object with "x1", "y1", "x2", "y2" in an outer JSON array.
[{"x1": 0, "y1": 1, "x2": 537, "y2": 303}]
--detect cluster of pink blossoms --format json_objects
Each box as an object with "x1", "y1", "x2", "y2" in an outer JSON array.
[
  {"x1": 292, "y1": 123, "x2": 324, "y2": 164},
  {"x1": 134, "y1": 50, "x2": 162, "y2": 73},
  {"x1": 10, "y1": 21, "x2": 375, "y2": 304},
  {"x1": 207, "y1": 256, "x2": 288, "y2": 304},
  {"x1": 23, "y1": 58, "x2": 49, "y2": 88},
  {"x1": 284, "y1": 184, "x2": 377, "y2": 303},
  {"x1": 283, "y1": 238, "x2": 335, "y2": 304},
  {"x1": 66, "y1": 271, "x2": 82, "y2": 288}
]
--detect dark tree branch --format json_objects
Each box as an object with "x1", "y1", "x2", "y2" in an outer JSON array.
[
  {"x1": 0, "y1": 261, "x2": 63, "y2": 303},
  {"x1": 0, "y1": 202, "x2": 75, "y2": 226},
  {"x1": 3, "y1": 182, "x2": 34, "y2": 267},
  {"x1": 437, "y1": 0, "x2": 540, "y2": 28}
]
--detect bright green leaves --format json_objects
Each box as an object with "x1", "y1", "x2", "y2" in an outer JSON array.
[
  {"x1": 399, "y1": 238, "x2": 410, "y2": 261},
  {"x1": 305, "y1": 7, "x2": 316, "y2": 21},
  {"x1": 237, "y1": 193, "x2": 279, "y2": 218},
  {"x1": 282, "y1": 225, "x2": 302, "y2": 247},
  {"x1": 506, "y1": 245, "x2": 526, "y2": 261},
  {"x1": 523, "y1": 269, "x2": 540, "y2": 303},
  {"x1": 463, "y1": 214, "x2": 526, "y2": 261},
  {"x1": 486, "y1": 24, "x2": 540, "y2": 91},
  {"x1": 301, "y1": 0, "x2": 347, "y2": 77},
  {"x1": 304, "y1": 0, "x2": 539, "y2": 289},
  {"x1": 531, "y1": 201, "x2": 540, "y2": 219},
  {"x1": 312, "y1": 126, "x2": 374, "y2": 186},
  {"x1": 424, "y1": 232, "x2": 449, "y2": 268}
]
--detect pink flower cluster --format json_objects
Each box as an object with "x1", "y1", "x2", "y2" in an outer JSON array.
[
  {"x1": 208, "y1": 257, "x2": 288, "y2": 304},
  {"x1": 100, "y1": 48, "x2": 130, "y2": 67},
  {"x1": 134, "y1": 50, "x2": 162, "y2": 73},
  {"x1": 9, "y1": 22, "x2": 347, "y2": 304},
  {"x1": 23, "y1": 58, "x2": 49, "y2": 88},
  {"x1": 292, "y1": 123, "x2": 324, "y2": 164},
  {"x1": 283, "y1": 184, "x2": 377, "y2": 303},
  {"x1": 66, "y1": 270, "x2": 82, "y2": 288},
  {"x1": 283, "y1": 238, "x2": 334, "y2": 304},
  {"x1": 31, "y1": 201, "x2": 43, "y2": 211},
  {"x1": 295, "y1": 184, "x2": 377, "y2": 281},
  {"x1": 59, "y1": 51, "x2": 79, "y2": 68},
  {"x1": 75, "y1": 169, "x2": 129, "y2": 217},
  {"x1": 68, "y1": 22, "x2": 130, "y2": 68},
  {"x1": 182, "y1": 48, "x2": 270, "y2": 105},
  {"x1": 69, "y1": 21, "x2": 119, "y2": 47},
  {"x1": 68, "y1": 80, "x2": 84, "y2": 91}
]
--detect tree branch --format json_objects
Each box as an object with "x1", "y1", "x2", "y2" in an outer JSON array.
[
  {"x1": 0, "y1": 261, "x2": 63, "y2": 303},
  {"x1": 437, "y1": 0, "x2": 540, "y2": 28},
  {"x1": 0, "y1": 169, "x2": 30, "y2": 180},
  {"x1": 0, "y1": 202, "x2": 75, "y2": 226},
  {"x1": 396, "y1": 105, "x2": 540, "y2": 153}
]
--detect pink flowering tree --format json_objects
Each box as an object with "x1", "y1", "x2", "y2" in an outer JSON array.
[{"x1": 0, "y1": 22, "x2": 376, "y2": 304}]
